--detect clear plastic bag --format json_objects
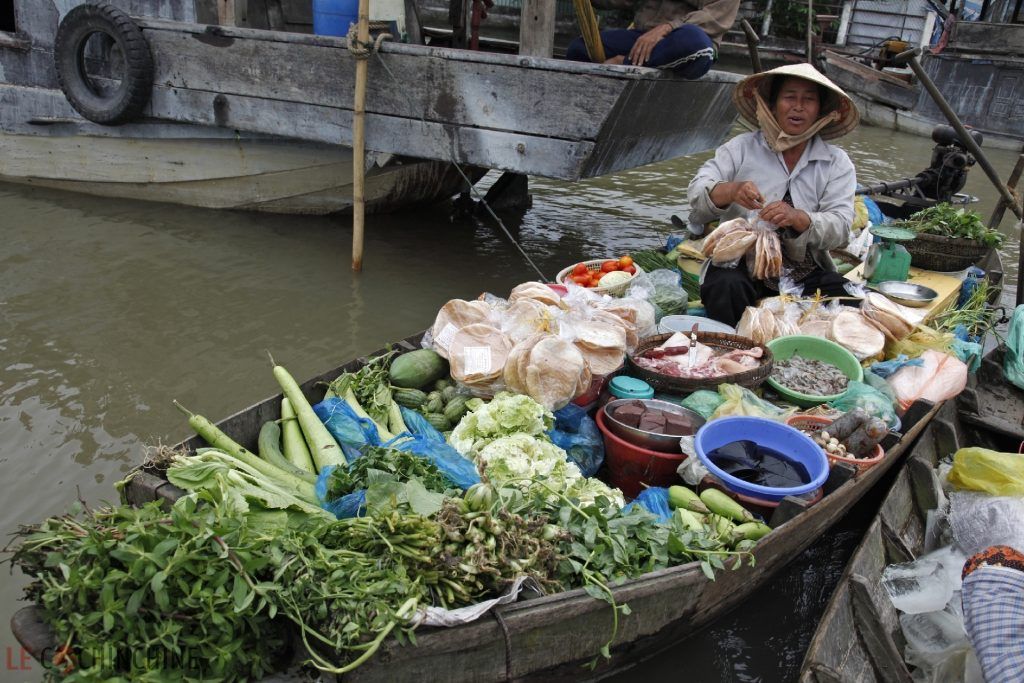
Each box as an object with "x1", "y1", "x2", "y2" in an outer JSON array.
[
  {"x1": 644, "y1": 269, "x2": 689, "y2": 318},
  {"x1": 828, "y1": 380, "x2": 900, "y2": 430},
  {"x1": 711, "y1": 383, "x2": 796, "y2": 421},
  {"x1": 948, "y1": 447, "x2": 1024, "y2": 497},
  {"x1": 949, "y1": 491, "x2": 1024, "y2": 555},
  {"x1": 887, "y1": 350, "x2": 968, "y2": 414},
  {"x1": 679, "y1": 390, "x2": 726, "y2": 419}
]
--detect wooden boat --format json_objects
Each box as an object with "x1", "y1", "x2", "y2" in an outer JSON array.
[
  {"x1": 0, "y1": 1, "x2": 742, "y2": 213},
  {"x1": 9, "y1": 326, "x2": 949, "y2": 681},
  {"x1": 822, "y1": 22, "x2": 1024, "y2": 153},
  {"x1": 798, "y1": 343, "x2": 1024, "y2": 683}
]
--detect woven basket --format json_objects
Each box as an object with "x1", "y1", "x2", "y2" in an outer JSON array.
[
  {"x1": 626, "y1": 332, "x2": 773, "y2": 393},
  {"x1": 555, "y1": 259, "x2": 644, "y2": 297},
  {"x1": 905, "y1": 232, "x2": 991, "y2": 272}
]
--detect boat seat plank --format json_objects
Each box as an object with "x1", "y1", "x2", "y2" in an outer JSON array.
[{"x1": 906, "y1": 455, "x2": 943, "y2": 525}]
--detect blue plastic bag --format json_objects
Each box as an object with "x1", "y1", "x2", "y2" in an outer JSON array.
[
  {"x1": 863, "y1": 196, "x2": 887, "y2": 226},
  {"x1": 627, "y1": 487, "x2": 672, "y2": 522},
  {"x1": 314, "y1": 465, "x2": 367, "y2": 518},
  {"x1": 389, "y1": 432, "x2": 481, "y2": 491},
  {"x1": 399, "y1": 407, "x2": 444, "y2": 442},
  {"x1": 548, "y1": 404, "x2": 605, "y2": 477},
  {"x1": 313, "y1": 398, "x2": 382, "y2": 449},
  {"x1": 870, "y1": 354, "x2": 924, "y2": 379}
]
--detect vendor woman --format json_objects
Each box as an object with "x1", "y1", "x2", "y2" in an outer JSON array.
[{"x1": 688, "y1": 63, "x2": 860, "y2": 327}]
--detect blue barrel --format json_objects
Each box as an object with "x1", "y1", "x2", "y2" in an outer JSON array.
[{"x1": 312, "y1": 0, "x2": 358, "y2": 36}]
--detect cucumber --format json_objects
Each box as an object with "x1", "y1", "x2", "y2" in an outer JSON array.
[
  {"x1": 258, "y1": 420, "x2": 317, "y2": 483},
  {"x1": 393, "y1": 388, "x2": 428, "y2": 408},
  {"x1": 443, "y1": 395, "x2": 470, "y2": 424},
  {"x1": 668, "y1": 485, "x2": 710, "y2": 514},
  {"x1": 440, "y1": 385, "x2": 458, "y2": 403},
  {"x1": 434, "y1": 378, "x2": 454, "y2": 392},
  {"x1": 424, "y1": 413, "x2": 451, "y2": 431},
  {"x1": 389, "y1": 349, "x2": 450, "y2": 389},
  {"x1": 280, "y1": 398, "x2": 316, "y2": 474},
  {"x1": 424, "y1": 393, "x2": 444, "y2": 414}
]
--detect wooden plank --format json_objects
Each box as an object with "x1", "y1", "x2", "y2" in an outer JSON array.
[
  {"x1": 950, "y1": 21, "x2": 1024, "y2": 55},
  {"x1": 824, "y1": 461, "x2": 858, "y2": 495},
  {"x1": 145, "y1": 86, "x2": 594, "y2": 179},
  {"x1": 823, "y1": 51, "x2": 918, "y2": 111},
  {"x1": 880, "y1": 518, "x2": 915, "y2": 564},
  {"x1": 849, "y1": 575, "x2": 914, "y2": 683},
  {"x1": 906, "y1": 455, "x2": 943, "y2": 524},
  {"x1": 518, "y1": 0, "x2": 556, "y2": 58}
]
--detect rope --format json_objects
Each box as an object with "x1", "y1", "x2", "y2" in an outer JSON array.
[
  {"x1": 491, "y1": 609, "x2": 514, "y2": 681},
  {"x1": 371, "y1": 51, "x2": 551, "y2": 283},
  {"x1": 572, "y1": 0, "x2": 605, "y2": 62},
  {"x1": 346, "y1": 22, "x2": 393, "y2": 59}
]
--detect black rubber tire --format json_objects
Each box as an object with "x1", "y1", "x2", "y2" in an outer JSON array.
[{"x1": 54, "y1": 3, "x2": 153, "y2": 125}]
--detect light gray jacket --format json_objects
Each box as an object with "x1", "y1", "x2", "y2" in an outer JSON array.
[{"x1": 687, "y1": 131, "x2": 857, "y2": 272}]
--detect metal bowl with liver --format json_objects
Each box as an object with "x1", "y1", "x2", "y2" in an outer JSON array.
[{"x1": 602, "y1": 398, "x2": 706, "y2": 453}]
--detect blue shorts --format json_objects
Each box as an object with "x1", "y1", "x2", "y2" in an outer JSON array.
[{"x1": 566, "y1": 26, "x2": 715, "y2": 79}]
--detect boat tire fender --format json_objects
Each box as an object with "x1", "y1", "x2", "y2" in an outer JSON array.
[{"x1": 54, "y1": 3, "x2": 154, "y2": 125}]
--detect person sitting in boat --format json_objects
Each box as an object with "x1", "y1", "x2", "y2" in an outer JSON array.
[
  {"x1": 687, "y1": 63, "x2": 860, "y2": 327},
  {"x1": 565, "y1": 0, "x2": 740, "y2": 79}
]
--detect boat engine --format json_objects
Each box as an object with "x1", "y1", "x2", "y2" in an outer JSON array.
[{"x1": 912, "y1": 124, "x2": 983, "y2": 202}]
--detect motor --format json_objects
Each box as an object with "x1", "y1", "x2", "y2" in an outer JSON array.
[{"x1": 913, "y1": 124, "x2": 983, "y2": 202}]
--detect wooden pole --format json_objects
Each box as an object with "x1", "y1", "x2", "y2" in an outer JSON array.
[
  {"x1": 741, "y1": 19, "x2": 763, "y2": 73},
  {"x1": 806, "y1": 0, "x2": 814, "y2": 62},
  {"x1": 217, "y1": 0, "x2": 236, "y2": 25},
  {"x1": 351, "y1": 0, "x2": 371, "y2": 272},
  {"x1": 519, "y1": 0, "x2": 556, "y2": 58},
  {"x1": 896, "y1": 48, "x2": 1024, "y2": 221},
  {"x1": 988, "y1": 154, "x2": 1024, "y2": 229}
]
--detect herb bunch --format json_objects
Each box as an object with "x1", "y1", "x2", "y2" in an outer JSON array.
[{"x1": 902, "y1": 204, "x2": 1004, "y2": 247}]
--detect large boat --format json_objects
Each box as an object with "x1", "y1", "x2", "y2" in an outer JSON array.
[
  {"x1": 0, "y1": 0, "x2": 742, "y2": 214},
  {"x1": 798, "y1": 341, "x2": 1024, "y2": 682}
]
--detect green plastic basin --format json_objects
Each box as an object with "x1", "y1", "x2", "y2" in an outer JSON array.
[{"x1": 766, "y1": 335, "x2": 864, "y2": 408}]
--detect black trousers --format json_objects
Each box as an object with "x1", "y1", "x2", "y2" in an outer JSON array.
[{"x1": 700, "y1": 260, "x2": 855, "y2": 327}]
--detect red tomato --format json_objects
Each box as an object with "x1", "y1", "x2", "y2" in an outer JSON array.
[
  {"x1": 619, "y1": 255, "x2": 634, "y2": 268},
  {"x1": 571, "y1": 274, "x2": 591, "y2": 285},
  {"x1": 601, "y1": 260, "x2": 619, "y2": 272},
  {"x1": 623, "y1": 264, "x2": 636, "y2": 274},
  {"x1": 572, "y1": 263, "x2": 588, "y2": 277}
]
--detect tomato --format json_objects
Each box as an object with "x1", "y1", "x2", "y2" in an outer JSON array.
[
  {"x1": 571, "y1": 274, "x2": 590, "y2": 285},
  {"x1": 572, "y1": 263, "x2": 588, "y2": 277},
  {"x1": 618, "y1": 255, "x2": 634, "y2": 268},
  {"x1": 623, "y1": 264, "x2": 636, "y2": 275},
  {"x1": 601, "y1": 260, "x2": 619, "y2": 272}
]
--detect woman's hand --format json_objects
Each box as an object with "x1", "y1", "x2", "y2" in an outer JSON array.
[
  {"x1": 760, "y1": 201, "x2": 811, "y2": 231},
  {"x1": 629, "y1": 24, "x2": 673, "y2": 66},
  {"x1": 710, "y1": 181, "x2": 764, "y2": 210}
]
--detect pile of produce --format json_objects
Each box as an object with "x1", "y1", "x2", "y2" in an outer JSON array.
[
  {"x1": 798, "y1": 408, "x2": 888, "y2": 460},
  {"x1": 562, "y1": 255, "x2": 637, "y2": 289},
  {"x1": 898, "y1": 203, "x2": 1004, "y2": 247}
]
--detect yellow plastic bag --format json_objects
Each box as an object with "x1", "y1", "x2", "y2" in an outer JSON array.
[
  {"x1": 948, "y1": 447, "x2": 1024, "y2": 496},
  {"x1": 886, "y1": 324, "x2": 954, "y2": 359},
  {"x1": 710, "y1": 384, "x2": 796, "y2": 422}
]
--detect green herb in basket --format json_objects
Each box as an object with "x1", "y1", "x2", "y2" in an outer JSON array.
[{"x1": 899, "y1": 204, "x2": 1004, "y2": 248}]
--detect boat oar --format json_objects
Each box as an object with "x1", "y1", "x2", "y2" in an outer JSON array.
[
  {"x1": 895, "y1": 48, "x2": 1023, "y2": 222},
  {"x1": 740, "y1": 19, "x2": 763, "y2": 73}
]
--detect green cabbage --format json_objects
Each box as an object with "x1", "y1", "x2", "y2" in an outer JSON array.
[{"x1": 449, "y1": 391, "x2": 553, "y2": 455}]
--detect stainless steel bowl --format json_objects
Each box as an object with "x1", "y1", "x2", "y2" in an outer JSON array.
[
  {"x1": 875, "y1": 281, "x2": 939, "y2": 308},
  {"x1": 602, "y1": 398, "x2": 706, "y2": 453}
]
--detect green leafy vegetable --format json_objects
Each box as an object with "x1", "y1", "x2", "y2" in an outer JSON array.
[
  {"x1": 324, "y1": 445, "x2": 452, "y2": 501},
  {"x1": 901, "y1": 203, "x2": 1004, "y2": 247}
]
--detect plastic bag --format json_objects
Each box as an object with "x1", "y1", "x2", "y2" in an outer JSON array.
[
  {"x1": 948, "y1": 447, "x2": 1024, "y2": 496},
  {"x1": 680, "y1": 390, "x2": 725, "y2": 419},
  {"x1": 1004, "y1": 304, "x2": 1024, "y2": 390},
  {"x1": 548, "y1": 404, "x2": 604, "y2": 477},
  {"x1": 951, "y1": 337, "x2": 982, "y2": 373},
  {"x1": 393, "y1": 407, "x2": 481, "y2": 490},
  {"x1": 887, "y1": 350, "x2": 968, "y2": 414},
  {"x1": 314, "y1": 398, "x2": 383, "y2": 449},
  {"x1": 870, "y1": 354, "x2": 924, "y2": 379},
  {"x1": 949, "y1": 491, "x2": 1024, "y2": 555},
  {"x1": 863, "y1": 371, "x2": 897, "y2": 403},
  {"x1": 645, "y1": 269, "x2": 689, "y2": 318},
  {"x1": 627, "y1": 487, "x2": 672, "y2": 522},
  {"x1": 711, "y1": 383, "x2": 796, "y2": 421},
  {"x1": 828, "y1": 380, "x2": 899, "y2": 430},
  {"x1": 314, "y1": 466, "x2": 368, "y2": 518}
]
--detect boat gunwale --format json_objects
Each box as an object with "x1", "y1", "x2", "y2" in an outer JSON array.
[{"x1": 134, "y1": 17, "x2": 743, "y2": 85}]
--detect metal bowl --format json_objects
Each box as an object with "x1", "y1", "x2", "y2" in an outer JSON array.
[
  {"x1": 874, "y1": 281, "x2": 939, "y2": 308},
  {"x1": 602, "y1": 398, "x2": 706, "y2": 453}
]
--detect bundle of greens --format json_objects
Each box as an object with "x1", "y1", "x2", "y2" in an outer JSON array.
[
  {"x1": 902, "y1": 204, "x2": 1004, "y2": 247},
  {"x1": 323, "y1": 445, "x2": 452, "y2": 501},
  {"x1": 932, "y1": 279, "x2": 1000, "y2": 339},
  {"x1": 326, "y1": 351, "x2": 408, "y2": 440}
]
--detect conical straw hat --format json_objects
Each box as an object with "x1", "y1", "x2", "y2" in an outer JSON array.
[{"x1": 732, "y1": 63, "x2": 860, "y2": 141}]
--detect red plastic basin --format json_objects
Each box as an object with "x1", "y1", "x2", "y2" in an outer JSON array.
[{"x1": 595, "y1": 408, "x2": 686, "y2": 498}]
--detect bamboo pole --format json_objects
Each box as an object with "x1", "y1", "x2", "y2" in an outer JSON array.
[
  {"x1": 351, "y1": 0, "x2": 371, "y2": 272},
  {"x1": 217, "y1": 0, "x2": 235, "y2": 26},
  {"x1": 806, "y1": 0, "x2": 814, "y2": 63},
  {"x1": 740, "y1": 19, "x2": 762, "y2": 73}
]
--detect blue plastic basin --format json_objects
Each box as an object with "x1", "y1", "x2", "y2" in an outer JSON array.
[
  {"x1": 695, "y1": 416, "x2": 829, "y2": 502},
  {"x1": 313, "y1": 0, "x2": 358, "y2": 36}
]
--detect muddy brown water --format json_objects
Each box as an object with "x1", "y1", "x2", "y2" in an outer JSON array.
[{"x1": 1, "y1": 123, "x2": 1020, "y2": 681}]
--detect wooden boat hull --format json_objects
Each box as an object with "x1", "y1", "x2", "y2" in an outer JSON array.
[
  {"x1": 0, "y1": 84, "x2": 475, "y2": 214},
  {"x1": 823, "y1": 51, "x2": 1024, "y2": 152},
  {"x1": 10, "y1": 329, "x2": 944, "y2": 681}
]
